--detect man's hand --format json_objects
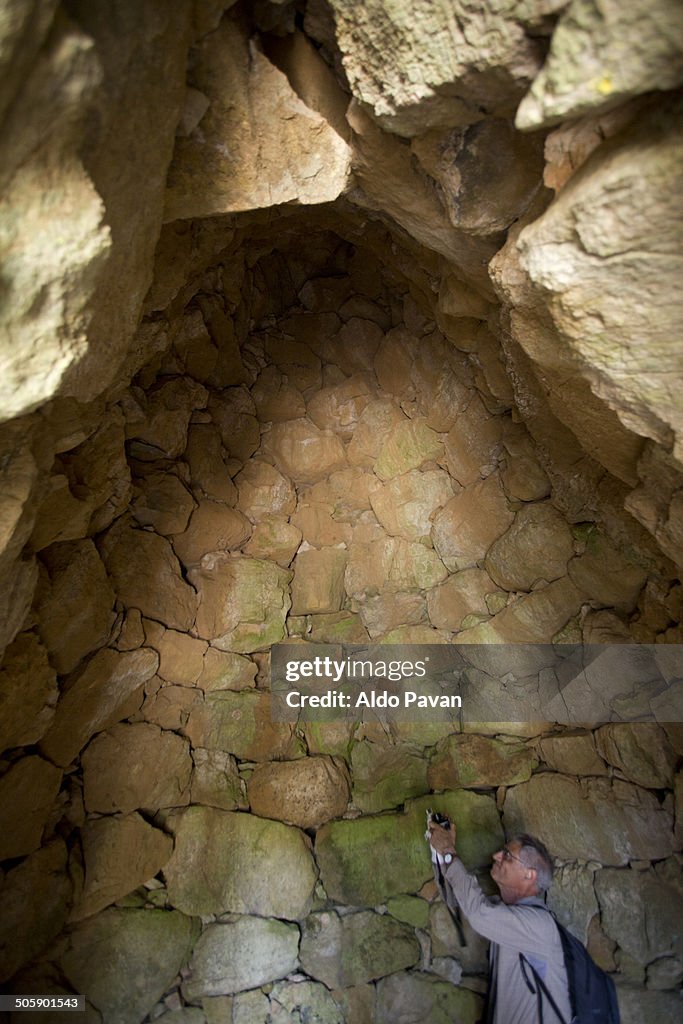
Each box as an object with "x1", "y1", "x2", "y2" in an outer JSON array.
[{"x1": 428, "y1": 820, "x2": 457, "y2": 857}]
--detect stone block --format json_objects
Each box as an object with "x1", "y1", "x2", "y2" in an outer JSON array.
[
  {"x1": 164, "y1": 806, "x2": 317, "y2": 919},
  {"x1": 596, "y1": 864, "x2": 683, "y2": 965},
  {"x1": 0, "y1": 755, "x2": 62, "y2": 860},
  {"x1": 235, "y1": 460, "x2": 296, "y2": 521},
  {"x1": 184, "y1": 423, "x2": 237, "y2": 503},
  {"x1": 247, "y1": 755, "x2": 350, "y2": 829},
  {"x1": 270, "y1": 980, "x2": 345, "y2": 1024},
  {"x1": 251, "y1": 365, "x2": 306, "y2": 422},
  {"x1": 263, "y1": 418, "x2": 347, "y2": 485},
  {"x1": 151, "y1": 628, "x2": 208, "y2": 686},
  {"x1": 300, "y1": 909, "x2": 420, "y2": 988},
  {"x1": 347, "y1": 398, "x2": 407, "y2": 467},
  {"x1": 40, "y1": 647, "x2": 158, "y2": 768},
  {"x1": 370, "y1": 468, "x2": 453, "y2": 544},
  {"x1": 130, "y1": 472, "x2": 196, "y2": 535},
  {"x1": 172, "y1": 500, "x2": 251, "y2": 567},
  {"x1": 208, "y1": 387, "x2": 260, "y2": 463},
  {"x1": 504, "y1": 774, "x2": 676, "y2": 865},
  {"x1": 243, "y1": 515, "x2": 302, "y2": 567},
  {"x1": 376, "y1": 971, "x2": 483, "y2": 1024},
  {"x1": 182, "y1": 918, "x2": 299, "y2": 1001},
  {"x1": 432, "y1": 473, "x2": 514, "y2": 571},
  {"x1": 594, "y1": 723, "x2": 678, "y2": 788},
  {"x1": 444, "y1": 394, "x2": 503, "y2": 486},
  {"x1": 82, "y1": 722, "x2": 193, "y2": 814},
  {"x1": 568, "y1": 532, "x2": 648, "y2": 612},
  {"x1": 100, "y1": 518, "x2": 199, "y2": 632},
  {"x1": 0, "y1": 630, "x2": 58, "y2": 753},
  {"x1": 359, "y1": 591, "x2": 427, "y2": 639},
  {"x1": 322, "y1": 317, "x2": 384, "y2": 375},
  {"x1": 485, "y1": 502, "x2": 574, "y2": 591},
  {"x1": 36, "y1": 538, "x2": 116, "y2": 674},
  {"x1": 427, "y1": 568, "x2": 502, "y2": 631},
  {"x1": 307, "y1": 373, "x2": 375, "y2": 439},
  {"x1": 374, "y1": 417, "x2": 443, "y2": 480},
  {"x1": 291, "y1": 547, "x2": 348, "y2": 615},
  {"x1": 351, "y1": 741, "x2": 429, "y2": 813},
  {"x1": 72, "y1": 813, "x2": 173, "y2": 921},
  {"x1": 190, "y1": 554, "x2": 292, "y2": 653},
  {"x1": 124, "y1": 378, "x2": 207, "y2": 459},
  {"x1": 190, "y1": 748, "x2": 247, "y2": 811},
  {"x1": 60, "y1": 908, "x2": 199, "y2": 1024},
  {"x1": 428, "y1": 734, "x2": 537, "y2": 790},
  {"x1": 537, "y1": 733, "x2": 607, "y2": 777},
  {"x1": 184, "y1": 690, "x2": 303, "y2": 762},
  {"x1": 0, "y1": 840, "x2": 72, "y2": 985}
]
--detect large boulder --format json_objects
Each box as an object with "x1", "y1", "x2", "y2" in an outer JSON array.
[
  {"x1": 376, "y1": 971, "x2": 483, "y2": 1024},
  {"x1": 300, "y1": 909, "x2": 420, "y2": 988},
  {"x1": 184, "y1": 689, "x2": 303, "y2": 762},
  {"x1": 595, "y1": 862, "x2": 683, "y2": 965},
  {"x1": 263, "y1": 418, "x2": 347, "y2": 485},
  {"x1": 0, "y1": 754, "x2": 62, "y2": 860},
  {"x1": 190, "y1": 553, "x2": 292, "y2": 652},
  {"x1": 428, "y1": 733, "x2": 537, "y2": 789},
  {"x1": 183, "y1": 917, "x2": 299, "y2": 1002},
  {"x1": 370, "y1": 469, "x2": 453, "y2": 544},
  {"x1": 172, "y1": 500, "x2": 251, "y2": 567},
  {"x1": 432, "y1": 473, "x2": 514, "y2": 571},
  {"x1": 60, "y1": 908, "x2": 199, "y2": 1024},
  {"x1": 485, "y1": 503, "x2": 575, "y2": 591},
  {"x1": 0, "y1": 630, "x2": 58, "y2": 753},
  {"x1": 291, "y1": 547, "x2": 348, "y2": 615},
  {"x1": 247, "y1": 756, "x2": 351, "y2": 829},
  {"x1": 164, "y1": 806, "x2": 317, "y2": 919},
  {"x1": 504, "y1": 774, "x2": 676, "y2": 865}
]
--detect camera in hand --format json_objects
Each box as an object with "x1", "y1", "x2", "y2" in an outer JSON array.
[{"x1": 426, "y1": 808, "x2": 451, "y2": 829}]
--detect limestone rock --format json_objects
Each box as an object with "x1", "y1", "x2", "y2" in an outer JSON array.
[
  {"x1": 35, "y1": 538, "x2": 115, "y2": 674},
  {"x1": 0, "y1": 839, "x2": 71, "y2": 985},
  {"x1": 184, "y1": 690, "x2": 303, "y2": 762},
  {"x1": 594, "y1": 724, "x2": 677, "y2": 789},
  {"x1": 72, "y1": 813, "x2": 174, "y2": 921},
  {"x1": 432, "y1": 473, "x2": 514, "y2": 571},
  {"x1": 124, "y1": 378, "x2": 207, "y2": 459},
  {"x1": 0, "y1": 755, "x2": 62, "y2": 860},
  {"x1": 376, "y1": 971, "x2": 483, "y2": 1024},
  {"x1": 60, "y1": 908, "x2": 199, "y2": 1024},
  {"x1": 40, "y1": 646, "x2": 158, "y2": 768},
  {"x1": 244, "y1": 515, "x2": 302, "y2": 567},
  {"x1": 184, "y1": 423, "x2": 237, "y2": 503},
  {"x1": 251, "y1": 366, "x2": 307, "y2": 425},
  {"x1": 150, "y1": 628, "x2": 208, "y2": 686},
  {"x1": 306, "y1": 611, "x2": 370, "y2": 644},
  {"x1": 359, "y1": 591, "x2": 427, "y2": 639},
  {"x1": 316, "y1": 791, "x2": 502, "y2": 905},
  {"x1": 235, "y1": 460, "x2": 296, "y2": 522},
  {"x1": 182, "y1": 917, "x2": 299, "y2": 1001},
  {"x1": 568, "y1": 531, "x2": 648, "y2": 612},
  {"x1": 504, "y1": 774, "x2": 676, "y2": 865},
  {"x1": 415, "y1": 117, "x2": 545, "y2": 235},
  {"x1": 485, "y1": 503, "x2": 575, "y2": 591},
  {"x1": 164, "y1": 806, "x2": 317, "y2": 918},
  {"x1": 300, "y1": 910, "x2": 420, "y2": 988},
  {"x1": 374, "y1": 327, "x2": 415, "y2": 397},
  {"x1": 141, "y1": 684, "x2": 201, "y2": 732},
  {"x1": 351, "y1": 741, "x2": 428, "y2": 813},
  {"x1": 428, "y1": 734, "x2": 537, "y2": 790},
  {"x1": 329, "y1": 0, "x2": 541, "y2": 135},
  {"x1": 516, "y1": 0, "x2": 683, "y2": 130},
  {"x1": 444, "y1": 394, "x2": 503, "y2": 486},
  {"x1": 427, "y1": 568, "x2": 503, "y2": 632},
  {"x1": 61, "y1": 412, "x2": 133, "y2": 536},
  {"x1": 190, "y1": 748, "x2": 247, "y2": 811},
  {"x1": 270, "y1": 980, "x2": 345, "y2": 1024},
  {"x1": 537, "y1": 733, "x2": 607, "y2": 776},
  {"x1": 172, "y1": 500, "x2": 251, "y2": 567},
  {"x1": 616, "y1": 986, "x2": 683, "y2": 1024},
  {"x1": 247, "y1": 755, "x2": 350, "y2": 829},
  {"x1": 291, "y1": 504, "x2": 353, "y2": 548},
  {"x1": 82, "y1": 722, "x2": 192, "y2": 814},
  {"x1": 165, "y1": 17, "x2": 351, "y2": 219},
  {"x1": 457, "y1": 577, "x2": 583, "y2": 644},
  {"x1": 596, "y1": 865, "x2": 683, "y2": 965},
  {"x1": 208, "y1": 387, "x2": 260, "y2": 463},
  {"x1": 374, "y1": 417, "x2": 443, "y2": 480},
  {"x1": 345, "y1": 524, "x2": 396, "y2": 599},
  {"x1": 307, "y1": 373, "x2": 376, "y2": 439},
  {"x1": 547, "y1": 862, "x2": 600, "y2": 944},
  {"x1": 322, "y1": 317, "x2": 384, "y2": 376},
  {"x1": 131, "y1": 472, "x2": 196, "y2": 535},
  {"x1": 370, "y1": 468, "x2": 453, "y2": 544},
  {"x1": 0, "y1": 630, "x2": 58, "y2": 753},
  {"x1": 190, "y1": 553, "x2": 291, "y2": 652},
  {"x1": 100, "y1": 518, "x2": 199, "y2": 632},
  {"x1": 291, "y1": 547, "x2": 348, "y2": 615},
  {"x1": 348, "y1": 398, "x2": 407, "y2": 467},
  {"x1": 263, "y1": 418, "x2": 347, "y2": 485}
]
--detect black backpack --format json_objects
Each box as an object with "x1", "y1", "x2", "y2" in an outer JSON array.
[{"x1": 519, "y1": 909, "x2": 621, "y2": 1024}]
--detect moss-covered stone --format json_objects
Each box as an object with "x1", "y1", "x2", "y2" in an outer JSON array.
[
  {"x1": 351, "y1": 740, "x2": 429, "y2": 812},
  {"x1": 376, "y1": 970, "x2": 484, "y2": 1024},
  {"x1": 300, "y1": 909, "x2": 420, "y2": 988},
  {"x1": 386, "y1": 894, "x2": 430, "y2": 929},
  {"x1": 184, "y1": 689, "x2": 304, "y2": 761},
  {"x1": 375, "y1": 418, "x2": 443, "y2": 480},
  {"x1": 428, "y1": 733, "x2": 537, "y2": 789},
  {"x1": 60, "y1": 908, "x2": 199, "y2": 1024},
  {"x1": 164, "y1": 806, "x2": 317, "y2": 919}
]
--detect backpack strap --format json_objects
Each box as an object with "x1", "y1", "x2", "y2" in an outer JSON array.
[{"x1": 519, "y1": 952, "x2": 570, "y2": 1024}]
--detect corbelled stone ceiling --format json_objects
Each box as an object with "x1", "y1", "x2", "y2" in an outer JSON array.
[{"x1": 0, "y1": 1, "x2": 682, "y2": 1021}]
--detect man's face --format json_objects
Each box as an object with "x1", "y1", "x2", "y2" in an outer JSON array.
[{"x1": 490, "y1": 839, "x2": 537, "y2": 903}]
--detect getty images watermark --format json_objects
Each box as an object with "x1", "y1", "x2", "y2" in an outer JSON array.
[{"x1": 270, "y1": 643, "x2": 683, "y2": 725}]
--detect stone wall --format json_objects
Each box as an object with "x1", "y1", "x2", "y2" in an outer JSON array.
[{"x1": 0, "y1": 1, "x2": 682, "y2": 1022}]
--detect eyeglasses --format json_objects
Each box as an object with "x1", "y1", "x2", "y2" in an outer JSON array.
[{"x1": 501, "y1": 846, "x2": 524, "y2": 864}]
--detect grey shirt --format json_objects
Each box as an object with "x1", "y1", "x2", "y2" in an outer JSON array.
[{"x1": 441, "y1": 858, "x2": 571, "y2": 1024}]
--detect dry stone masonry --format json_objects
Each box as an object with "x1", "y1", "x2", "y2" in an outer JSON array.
[{"x1": 0, "y1": 1, "x2": 682, "y2": 1022}]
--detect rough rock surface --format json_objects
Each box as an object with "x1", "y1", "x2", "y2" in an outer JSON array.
[{"x1": 247, "y1": 756, "x2": 350, "y2": 829}]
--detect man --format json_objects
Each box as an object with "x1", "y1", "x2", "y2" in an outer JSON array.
[{"x1": 429, "y1": 821, "x2": 571, "y2": 1024}]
